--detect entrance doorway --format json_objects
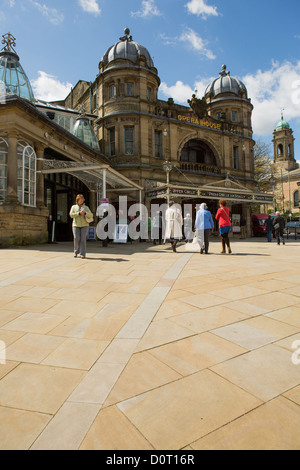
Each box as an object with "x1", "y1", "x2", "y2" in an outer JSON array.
[
  {"x1": 56, "y1": 190, "x2": 72, "y2": 242},
  {"x1": 181, "y1": 198, "x2": 219, "y2": 229},
  {"x1": 44, "y1": 173, "x2": 89, "y2": 242}
]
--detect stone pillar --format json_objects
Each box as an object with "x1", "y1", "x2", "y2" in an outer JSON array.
[
  {"x1": 6, "y1": 132, "x2": 19, "y2": 204},
  {"x1": 35, "y1": 144, "x2": 46, "y2": 208},
  {"x1": 245, "y1": 205, "x2": 251, "y2": 237}
]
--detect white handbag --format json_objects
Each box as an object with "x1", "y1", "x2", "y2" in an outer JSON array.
[{"x1": 85, "y1": 215, "x2": 94, "y2": 224}]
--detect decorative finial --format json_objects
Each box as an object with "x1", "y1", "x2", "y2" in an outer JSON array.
[
  {"x1": 119, "y1": 28, "x2": 133, "y2": 42},
  {"x1": 220, "y1": 64, "x2": 230, "y2": 77},
  {"x1": 1, "y1": 32, "x2": 17, "y2": 54},
  {"x1": 281, "y1": 108, "x2": 285, "y2": 120},
  {"x1": 79, "y1": 104, "x2": 86, "y2": 116}
]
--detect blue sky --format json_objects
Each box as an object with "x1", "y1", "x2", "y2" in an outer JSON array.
[{"x1": 1, "y1": 0, "x2": 300, "y2": 161}]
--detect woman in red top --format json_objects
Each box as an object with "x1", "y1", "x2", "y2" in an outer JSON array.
[{"x1": 215, "y1": 199, "x2": 232, "y2": 254}]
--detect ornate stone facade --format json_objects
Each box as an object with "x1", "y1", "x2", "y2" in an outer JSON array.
[{"x1": 63, "y1": 32, "x2": 256, "y2": 218}]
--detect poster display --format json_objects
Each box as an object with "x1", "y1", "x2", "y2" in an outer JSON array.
[
  {"x1": 113, "y1": 224, "x2": 128, "y2": 243},
  {"x1": 232, "y1": 214, "x2": 241, "y2": 233}
]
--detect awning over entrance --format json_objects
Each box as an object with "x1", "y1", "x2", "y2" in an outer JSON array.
[{"x1": 37, "y1": 159, "x2": 143, "y2": 194}]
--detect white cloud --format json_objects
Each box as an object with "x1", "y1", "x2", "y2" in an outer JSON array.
[
  {"x1": 30, "y1": 0, "x2": 64, "y2": 25},
  {"x1": 159, "y1": 81, "x2": 194, "y2": 104},
  {"x1": 242, "y1": 60, "x2": 300, "y2": 136},
  {"x1": 160, "y1": 27, "x2": 215, "y2": 60},
  {"x1": 179, "y1": 27, "x2": 216, "y2": 60},
  {"x1": 31, "y1": 71, "x2": 72, "y2": 102},
  {"x1": 131, "y1": 0, "x2": 162, "y2": 18},
  {"x1": 78, "y1": 0, "x2": 101, "y2": 16},
  {"x1": 159, "y1": 76, "x2": 215, "y2": 104},
  {"x1": 185, "y1": 0, "x2": 219, "y2": 19},
  {"x1": 159, "y1": 33, "x2": 177, "y2": 46}
]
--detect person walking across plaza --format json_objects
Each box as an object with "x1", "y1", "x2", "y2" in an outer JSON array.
[
  {"x1": 195, "y1": 203, "x2": 214, "y2": 254},
  {"x1": 152, "y1": 211, "x2": 163, "y2": 245},
  {"x1": 215, "y1": 199, "x2": 232, "y2": 254},
  {"x1": 69, "y1": 194, "x2": 93, "y2": 258},
  {"x1": 265, "y1": 214, "x2": 273, "y2": 243},
  {"x1": 183, "y1": 213, "x2": 193, "y2": 243},
  {"x1": 240, "y1": 215, "x2": 246, "y2": 239},
  {"x1": 164, "y1": 201, "x2": 183, "y2": 252},
  {"x1": 273, "y1": 211, "x2": 286, "y2": 245}
]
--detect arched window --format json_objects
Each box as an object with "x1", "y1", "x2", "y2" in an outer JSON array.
[
  {"x1": 0, "y1": 137, "x2": 8, "y2": 204},
  {"x1": 294, "y1": 190, "x2": 299, "y2": 208},
  {"x1": 17, "y1": 141, "x2": 36, "y2": 207},
  {"x1": 180, "y1": 139, "x2": 217, "y2": 166},
  {"x1": 277, "y1": 144, "x2": 283, "y2": 157}
]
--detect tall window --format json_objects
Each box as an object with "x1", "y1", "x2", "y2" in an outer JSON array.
[
  {"x1": 17, "y1": 141, "x2": 36, "y2": 207},
  {"x1": 109, "y1": 84, "x2": 116, "y2": 99},
  {"x1": 109, "y1": 127, "x2": 116, "y2": 156},
  {"x1": 155, "y1": 130, "x2": 162, "y2": 158},
  {"x1": 0, "y1": 137, "x2": 8, "y2": 204},
  {"x1": 124, "y1": 126, "x2": 134, "y2": 155},
  {"x1": 233, "y1": 146, "x2": 239, "y2": 170},
  {"x1": 294, "y1": 190, "x2": 299, "y2": 208},
  {"x1": 232, "y1": 111, "x2": 238, "y2": 122},
  {"x1": 126, "y1": 83, "x2": 134, "y2": 96}
]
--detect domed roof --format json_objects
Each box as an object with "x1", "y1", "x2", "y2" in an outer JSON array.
[
  {"x1": 100, "y1": 28, "x2": 154, "y2": 69},
  {"x1": 73, "y1": 115, "x2": 100, "y2": 151},
  {"x1": 205, "y1": 65, "x2": 247, "y2": 99},
  {"x1": 0, "y1": 33, "x2": 35, "y2": 103},
  {"x1": 276, "y1": 115, "x2": 290, "y2": 131}
]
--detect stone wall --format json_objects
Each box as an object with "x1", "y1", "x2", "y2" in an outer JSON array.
[{"x1": 0, "y1": 204, "x2": 49, "y2": 247}]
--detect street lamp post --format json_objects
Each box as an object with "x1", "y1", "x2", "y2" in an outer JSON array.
[
  {"x1": 285, "y1": 168, "x2": 291, "y2": 213},
  {"x1": 163, "y1": 161, "x2": 173, "y2": 205},
  {"x1": 269, "y1": 176, "x2": 276, "y2": 213}
]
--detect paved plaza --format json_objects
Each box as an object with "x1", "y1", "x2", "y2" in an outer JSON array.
[{"x1": 0, "y1": 237, "x2": 300, "y2": 450}]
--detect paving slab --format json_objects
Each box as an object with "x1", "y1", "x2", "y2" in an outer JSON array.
[{"x1": 0, "y1": 238, "x2": 300, "y2": 450}]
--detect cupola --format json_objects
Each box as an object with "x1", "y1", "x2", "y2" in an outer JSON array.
[
  {"x1": 0, "y1": 32, "x2": 35, "y2": 103},
  {"x1": 72, "y1": 110, "x2": 100, "y2": 151},
  {"x1": 205, "y1": 65, "x2": 247, "y2": 101},
  {"x1": 100, "y1": 28, "x2": 154, "y2": 69}
]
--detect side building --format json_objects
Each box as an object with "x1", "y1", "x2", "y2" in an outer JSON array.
[{"x1": 0, "y1": 32, "x2": 142, "y2": 246}]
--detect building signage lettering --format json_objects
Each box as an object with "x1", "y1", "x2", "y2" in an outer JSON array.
[
  {"x1": 178, "y1": 114, "x2": 222, "y2": 130},
  {"x1": 171, "y1": 188, "x2": 198, "y2": 196},
  {"x1": 199, "y1": 190, "x2": 253, "y2": 201},
  {"x1": 148, "y1": 188, "x2": 273, "y2": 204}
]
